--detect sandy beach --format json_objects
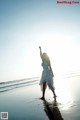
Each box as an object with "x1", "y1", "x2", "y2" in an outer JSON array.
[{"x1": 0, "y1": 76, "x2": 80, "y2": 120}]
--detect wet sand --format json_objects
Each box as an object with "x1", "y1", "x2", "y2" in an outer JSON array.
[{"x1": 0, "y1": 82, "x2": 80, "y2": 120}]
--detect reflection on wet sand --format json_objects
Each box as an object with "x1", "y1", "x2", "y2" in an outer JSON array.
[{"x1": 43, "y1": 99, "x2": 64, "y2": 120}]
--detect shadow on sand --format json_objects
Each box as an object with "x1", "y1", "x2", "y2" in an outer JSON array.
[{"x1": 42, "y1": 99, "x2": 64, "y2": 120}]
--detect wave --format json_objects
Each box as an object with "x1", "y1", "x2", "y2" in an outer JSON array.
[
  {"x1": 0, "y1": 77, "x2": 39, "y2": 92},
  {"x1": 0, "y1": 71, "x2": 80, "y2": 93}
]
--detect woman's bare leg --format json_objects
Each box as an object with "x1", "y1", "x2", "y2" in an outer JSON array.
[
  {"x1": 41, "y1": 82, "x2": 46, "y2": 100},
  {"x1": 50, "y1": 86, "x2": 56, "y2": 100}
]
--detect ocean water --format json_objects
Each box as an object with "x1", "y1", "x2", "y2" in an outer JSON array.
[
  {"x1": 0, "y1": 71, "x2": 80, "y2": 93},
  {"x1": 0, "y1": 77, "x2": 39, "y2": 92}
]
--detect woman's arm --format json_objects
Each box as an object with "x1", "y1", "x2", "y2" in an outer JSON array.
[
  {"x1": 39, "y1": 46, "x2": 43, "y2": 61},
  {"x1": 49, "y1": 63, "x2": 54, "y2": 77}
]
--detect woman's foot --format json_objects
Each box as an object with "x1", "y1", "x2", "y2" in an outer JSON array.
[
  {"x1": 53, "y1": 95, "x2": 57, "y2": 102},
  {"x1": 40, "y1": 96, "x2": 45, "y2": 100}
]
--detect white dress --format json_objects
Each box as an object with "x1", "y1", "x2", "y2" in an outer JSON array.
[{"x1": 40, "y1": 62, "x2": 54, "y2": 90}]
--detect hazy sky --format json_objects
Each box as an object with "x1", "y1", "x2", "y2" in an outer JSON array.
[{"x1": 0, "y1": 0, "x2": 80, "y2": 82}]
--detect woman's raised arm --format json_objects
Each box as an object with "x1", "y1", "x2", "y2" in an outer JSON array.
[{"x1": 39, "y1": 46, "x2": 43, "y2": 60}]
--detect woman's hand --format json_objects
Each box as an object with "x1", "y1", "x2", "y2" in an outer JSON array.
[
  {"x1": 52, "y1": 72, "x2": 54, "y2": 77},
  {"x1": 52, "y1": 74, "x2": 54, "y2": 77}
]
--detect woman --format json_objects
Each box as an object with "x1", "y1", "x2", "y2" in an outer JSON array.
[{"x1": 39, "y1": 46, "x2": 56, "y2": 100}]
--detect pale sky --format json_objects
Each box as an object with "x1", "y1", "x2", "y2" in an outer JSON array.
[{"x1": 0, "y1": 0, "x2": 80, "y2": 82}]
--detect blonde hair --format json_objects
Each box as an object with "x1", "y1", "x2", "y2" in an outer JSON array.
[{"x1": 42, "y1": 53, "x2": 50, "y2": 65}]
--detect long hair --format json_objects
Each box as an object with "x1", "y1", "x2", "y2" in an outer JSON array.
[{"x1": 42, "y1": 53, "x2": 50, "y2": 65}]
